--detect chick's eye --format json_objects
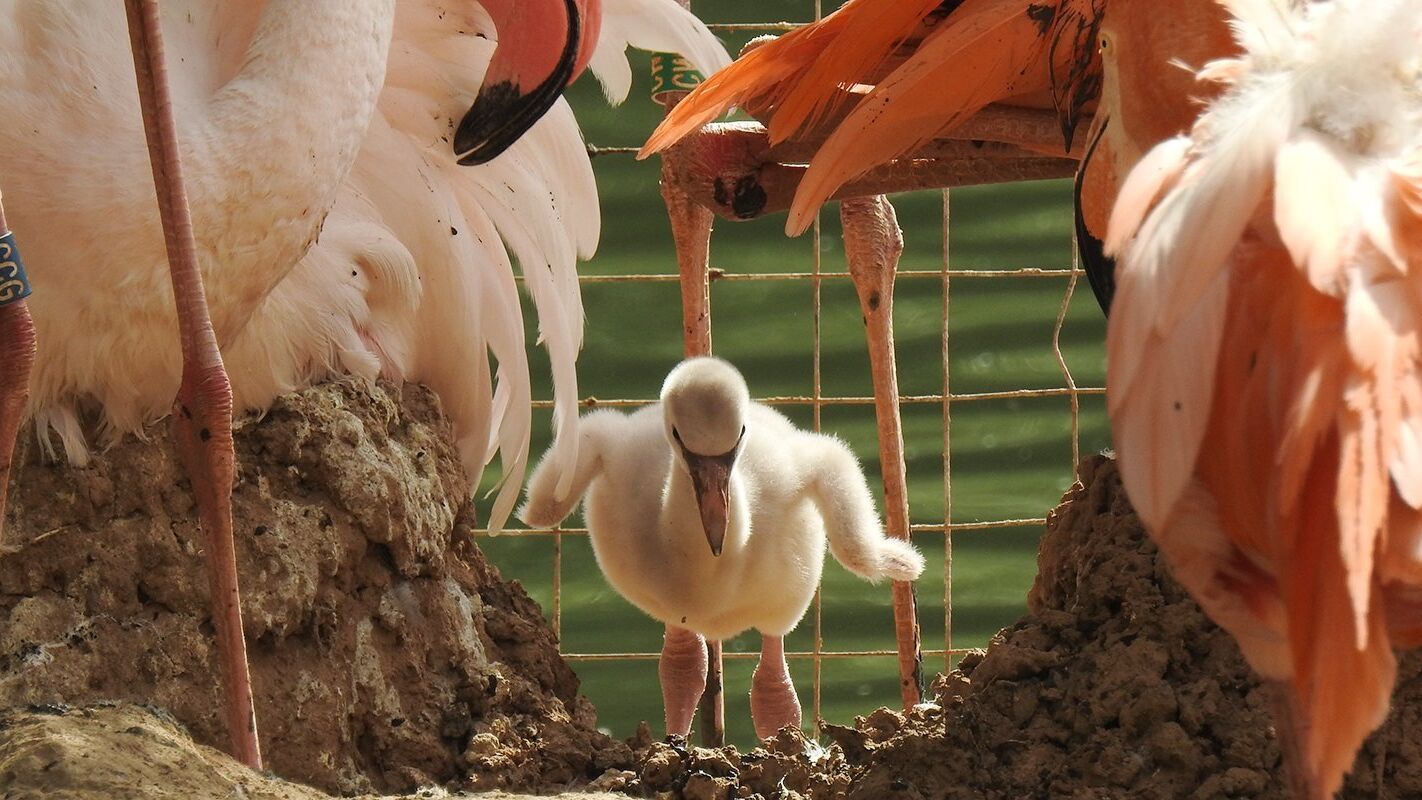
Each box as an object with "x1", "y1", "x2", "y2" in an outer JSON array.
[{"x1": 672, "y1": 427, "x2": 683, "y2": 444}]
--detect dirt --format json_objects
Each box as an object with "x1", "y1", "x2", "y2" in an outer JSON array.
[
  {"x1": 0, "y1": 381, "x2": 633, "y2": 796},
  {"x1": 7, "y1": 388, "x2": 1422, "y2": 799},
  {"x1": 0, "y1": 701, "x2": 630, "y2": 800},
  {"x1": 611, "y1": 455, "x2": 1422, "y2": 799}
]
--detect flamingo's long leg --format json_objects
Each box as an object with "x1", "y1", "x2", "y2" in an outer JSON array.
[
  {"x1": 841, "y1": 195, "x2": 923, "y2": 709},
  {"x1": 0, "y1": 197, "x2": 35, "y2": 545},
  {"x1": 659, "y1": 149, "x2": 727, "y2": 746},
  {"x1": 750, "y1": 634, "x2": 801, "y2": 739},
  {"x1": 124, "y1": 0, "x2": 261, "y2": 770}
]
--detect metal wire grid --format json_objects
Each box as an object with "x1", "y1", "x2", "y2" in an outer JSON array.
[{"x1": 473, "y1": 6, "x2": 1105, "y2": 737}]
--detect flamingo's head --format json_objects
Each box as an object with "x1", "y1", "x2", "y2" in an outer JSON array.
[
  {"x1": 455, "y1": 0, "x2": 604, "y2": 165},
  {"x1": 661, "y1": 357, "x2": 749, "y2": 558},
  {"x1": 1074, "y1": 0, "x2": 1237, "y2": 314}
]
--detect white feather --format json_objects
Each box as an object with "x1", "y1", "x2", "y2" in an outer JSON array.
[{"x1": 588, "y1": 0, "x2": 731, "y2": 105}]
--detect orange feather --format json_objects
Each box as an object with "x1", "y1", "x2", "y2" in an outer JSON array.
[
  {"x1": 641, "y1": 0, "x2": 1103, "y2": 235},
  {"x1": 1107, "y1": 2, "x2": 1422, "y2": 796},
  {"x1": 767, "y1": 0, "x2": 947, "y2": 145},
  {"x1": 637, "y1": 7, "x2": 856, "y2": 156},
  {"x1": 785, "y1": 0, "x2": 1101, "y2": 233}
]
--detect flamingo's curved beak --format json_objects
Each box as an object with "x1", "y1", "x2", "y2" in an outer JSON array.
[
  {"x1": 1075, "y1": 115, "x2": 1116, "y2": 315},
  {"x1": 677, "y1": 430, "x2": 743, "y2": 558},
  {"x1": 455, "y1": 0, "x2": 603, "y2": 166}
]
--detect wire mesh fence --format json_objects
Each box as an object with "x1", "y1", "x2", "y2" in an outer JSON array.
[{"x1": 472, "y1": 1, "x2": 1110, "y2": 748}]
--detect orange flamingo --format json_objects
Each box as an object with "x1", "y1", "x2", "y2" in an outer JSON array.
[
  {"x1": 645, "y1": 2, "x2": 1422, "y2": 796},
  {"x1": 1106, "y1": 0, "x2": 1422, "y2": 796},
  {"x1": 640, "y1": 0, "x2": 1104, "y2": 232}
]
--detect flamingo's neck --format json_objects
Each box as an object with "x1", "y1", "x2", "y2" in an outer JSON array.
[{"x1": 186, "y1": 0, "x2": 395, "y2": 340}]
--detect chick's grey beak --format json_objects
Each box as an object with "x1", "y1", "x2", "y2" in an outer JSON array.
[{"x1": 687, "y1": 454, "x2": 732, "y2": 556}]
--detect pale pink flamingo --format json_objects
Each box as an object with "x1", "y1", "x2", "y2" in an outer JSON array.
[{"x1": 0, "y1": 0, "x2": 724, "y2": 766}]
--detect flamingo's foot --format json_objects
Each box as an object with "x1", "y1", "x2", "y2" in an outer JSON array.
[
  {"x1": 660, "y1": 626, "x2": 708, "y2": 738},
  {"x1": 171, "y1": 361, "x2": 262, "y2": 770},
  {"x1": 0, "y1": 298, "x2": 36, "y2": 543},
  {"x1": 751, "y1": 635, "x2": 802, "y2": 740}
]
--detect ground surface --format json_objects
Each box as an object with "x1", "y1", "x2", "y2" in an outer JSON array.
[
  {"x1": 605, "y1": 456, "x2": 1422, "y2": 799},
  {"x1": 0, "y1": 702, "x2": 627, "y2": 800},
  {"x1": 9, "y1": 445, "x2": 1422, "y2": 798},
  {"x1": 0, "y1": 382, "x2": 630, "y2": 795}
]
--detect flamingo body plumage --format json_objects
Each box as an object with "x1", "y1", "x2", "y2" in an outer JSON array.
[
  {"x1": 640, "y1": 0, "x2": 1104, "y2": 235},
  {"x1": 1106, "y1": 1, "x2": 1422, "y2": 795}
]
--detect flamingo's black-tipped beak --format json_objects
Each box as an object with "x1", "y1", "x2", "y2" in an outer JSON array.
[
  {"x1": 454, "y1": 0, "x2": 583, "y2": 166},
  {"x1": 1075, "y1": 117, "x2": 1116, "y2": 315}
]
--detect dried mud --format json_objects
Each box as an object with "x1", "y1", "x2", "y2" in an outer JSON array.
[
  {"x1": 613, "y1": 456, "x2": 1422, "y2": 799},
  {"x1": 0, "y1": 701, "x2": 629, "y2": 800},
  {"x1": 7, "y1": 385, "x2": 1422, "y2": 799},
  {"x1": 0, "y1": 381, "x2": 632, "y2": 795}
]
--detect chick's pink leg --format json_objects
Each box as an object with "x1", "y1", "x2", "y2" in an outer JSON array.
[
  {"x1": 660, "y1": 625, "x2": 708, "y2": 738},
  {"x1": 751, "y1": 634, "x2": 801, "y2": 739}
]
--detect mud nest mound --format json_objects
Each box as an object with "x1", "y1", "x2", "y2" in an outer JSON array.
[
  {"x1": 0, "y1": 381, "x2": 632, "y2": 795},
  {"x1": 609, "y1": 455, "x2": 1422, "y2": 799},
  {"x1": 8, "y1": 388, "x2": 1422, "y2": 799},
  {"x1": 0, "y1": 701, "x2": 630, "y2": 800}
]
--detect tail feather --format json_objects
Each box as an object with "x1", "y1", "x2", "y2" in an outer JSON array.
[
  {"x1": 785, "y1": 0, "x2": 1039, "y2": 234},
  {"x1": 640, "y1": 12, "x2": 851, "y2": 156},
  {"x1": 767, "y1": 0, "x2": 945, "y2": 144},
  {"x1": 785, "y1": 0, "x2": 1096, "y2": 234},
  {"x1": 588, "y1": 0, "x2": 731, "y2": 106},
  {"x1": 1284, "y1": 444, "x2": 1396, "y2": 800}
]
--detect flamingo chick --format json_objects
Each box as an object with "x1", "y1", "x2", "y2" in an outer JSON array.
[{"x1": 520, "y1": 357, "x2": 925, "y2": 739}]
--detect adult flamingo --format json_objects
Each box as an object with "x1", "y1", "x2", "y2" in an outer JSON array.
[
  {"x1": 216, "y1": 0, "x2": 726, "y2": 530},
  {"x1": 1070, "y1": 0, "x2": 1236, "y2": 313},
  {"x1": 1106, "y1": 0, "x2": 1422, "y2": 796},
  {"x1": 0, "y1": 0, "x2": 725, "y2": 532},
  {"x1": 0, "y1": 0, "x2": 724, "y2": 766}
]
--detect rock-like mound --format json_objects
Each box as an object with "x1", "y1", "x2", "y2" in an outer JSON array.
[
  {"x1": 0, "y1": 702, "x2": 629, "y2": 800},
  {"x1": 614, "y1": 455, "x2": 1422, "y2": 799},
  {"x1": 9, "y1": 393, "x2": 1422, "y2": 798},
  {"x1": 0, "y1": 382, "x2": 631, "y2": 795}
]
